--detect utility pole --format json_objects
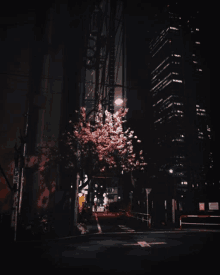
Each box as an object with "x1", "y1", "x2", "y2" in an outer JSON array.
[
  {"x1": 11, "y1": 143, "x2": 20, "y2": 241},
  {"x1": 11, "y1": 101, "x2": 29, "y2": 241}
]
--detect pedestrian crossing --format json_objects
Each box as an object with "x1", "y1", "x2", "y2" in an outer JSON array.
[{"x1": 118, "y1": 224, "x2": 136, "y2": 233}]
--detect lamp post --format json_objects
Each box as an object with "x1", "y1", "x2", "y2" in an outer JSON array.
[
  {"x1": 145, "y1": 188, "x2": 152, "y2": 227},
  {"x1": 169, "y1": 169, "x2": 177, "y2": 225}
]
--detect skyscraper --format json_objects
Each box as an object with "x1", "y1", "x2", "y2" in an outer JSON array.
[{"x1": 147, "y1": 3, "x2": 215, "y2": 223}]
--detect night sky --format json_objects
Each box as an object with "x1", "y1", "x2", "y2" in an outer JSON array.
[{"x1": 0, "y1": 1, "x2": 219, "y2": 212}]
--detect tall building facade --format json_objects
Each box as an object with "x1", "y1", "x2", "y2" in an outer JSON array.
[
  {"x1": 80, "y1": 0, "x2": 127, "y2": 124},
  {"x1": 147, "y1": 3, "x2": 216, "y2": 225}
]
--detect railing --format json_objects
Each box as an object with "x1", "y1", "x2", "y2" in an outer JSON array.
[
  {"x1": 119, "y1": 209, "x2": 151, "y2": 229},
  {"x1": 180, "y1": 215, "x2": 220, "y2": 230}
]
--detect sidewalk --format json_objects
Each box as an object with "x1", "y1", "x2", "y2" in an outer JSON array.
[
  {"x1": 92, "y1": 211, "x2": 121, "y2": 218},
  {"x1": 125, "y1": 211, "x2": 181, "y2": 231}
]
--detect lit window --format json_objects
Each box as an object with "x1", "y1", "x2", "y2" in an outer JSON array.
[
  {"x1": 181, "y1": 181, "x2": 188, "y2": 185},
  {"x1": 195, "y1": 41, "x2": 200, "y2": 44},
  {"x1": 179, "y1": 17, "x2": 181, "y2": 19},
  {"x1": 172, "y1": 138, "x2": 184, "y2": 142},
  {"x1": 192, "y1": 54, "x2": 195, "y2": 56},
  {"x1": 153, "y1": 98, "x2": 163, "y2": 107},
  {"x1": 170, "y1": 26, "x2": 179, "y2": 30},
  {"x1": 173, "y1": 79, "x2": 182, "y2": 83},
  {"x1": 193, "y1": 61, "x2": 198, "y2": 63},
  {"x1": 152, "y1": 39, "x2": 169, "y2": 58},
  {"x1": 151, "y1": 57, "x2": 169, "y2": 75},
  {"x1": 174, "y1": 54, "x2": 181, "y2": 57},
  {"x1": 196, "y1": 28, "x2": 199, "y2": 31},
  {"x1": 154, "y1": 118, "x2": 162, "y2": 124}
]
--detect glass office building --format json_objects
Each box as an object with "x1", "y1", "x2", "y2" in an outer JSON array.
[{"x1": 148, "y1": 3, "x2": 214, "y2": 219}]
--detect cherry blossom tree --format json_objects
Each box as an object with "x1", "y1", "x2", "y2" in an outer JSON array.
[
  {"x1": 36, "y1": 103, "x2": 147, "y2": 183},
  {"x1": 31, "y1": 102, "x2": 147, "y2": 231}
]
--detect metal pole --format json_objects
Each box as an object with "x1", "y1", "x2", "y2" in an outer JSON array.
[
  {"x1": 147, "y1": 192, "x2": 149, "y2": 227},
  {"x1": 74, "y1": 173, "x2": 80, "y2": 227},
  {"x1": 11, "y1": 167, "x2": 20, "y2": 241},
  {"x1": 145, "y1": 189, "x2": 152, "y2": 227}
]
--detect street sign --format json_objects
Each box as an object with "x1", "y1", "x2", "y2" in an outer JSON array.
[
  {"x1": 209, "y1": 202, "x2": 219, "y2": 210},
  {"x1": 199, "y1": 202, "x2": 205, "y2": 211},
  {"x1": 145, "y1": 188, "x2": 152, "y2": 195}
]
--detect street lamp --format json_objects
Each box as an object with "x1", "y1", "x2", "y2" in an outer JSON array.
[
  {"x1": 168, "y1": 168, "x2": 176, "y2": 224},
  {"x1": 114, "y1": 98, "x2": 123, "y2": 106}
]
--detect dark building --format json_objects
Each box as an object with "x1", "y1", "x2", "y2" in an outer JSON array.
[
  {"x1": 0, "y1": 2, "x2": 96, "y2": 236},
  {"x1": 146, "y1": 3, "x2": 218, "y2": 226},
  {"x1": 0, "y1": 0, "x2": 129, "y2": 236}
]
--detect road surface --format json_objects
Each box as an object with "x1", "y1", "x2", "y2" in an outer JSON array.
[{"x1": 4, "y1": 212, "x2": 220, "y2": 274}]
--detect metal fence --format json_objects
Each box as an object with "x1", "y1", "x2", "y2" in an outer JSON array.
[
  {"x1": 119, "y1": 209, "x2": 151, "y2": 228},
  {"x1": 180, "y1": 215, "x2": 220, "y2": 230}
]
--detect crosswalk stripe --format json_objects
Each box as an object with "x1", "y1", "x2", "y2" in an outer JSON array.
[{"x1": 118, "y1": 225, "x2": 136, "y2": 232}]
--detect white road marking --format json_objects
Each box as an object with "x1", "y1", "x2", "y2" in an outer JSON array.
[
  {"x1": 118, "y1": 225, "x2": 136, "y2": 232},
  {"x1": 123, "y1": 241, "x2": 167, "y2": 247}
]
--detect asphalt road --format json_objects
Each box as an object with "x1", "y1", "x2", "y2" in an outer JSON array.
[{"x1": 4, "y1": 213, "x2": 220, "y2": 274}]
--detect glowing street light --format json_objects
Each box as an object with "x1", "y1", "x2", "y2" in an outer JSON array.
[{"x1": 114, "y1": 98, "x2": 123, "y2": 106}]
